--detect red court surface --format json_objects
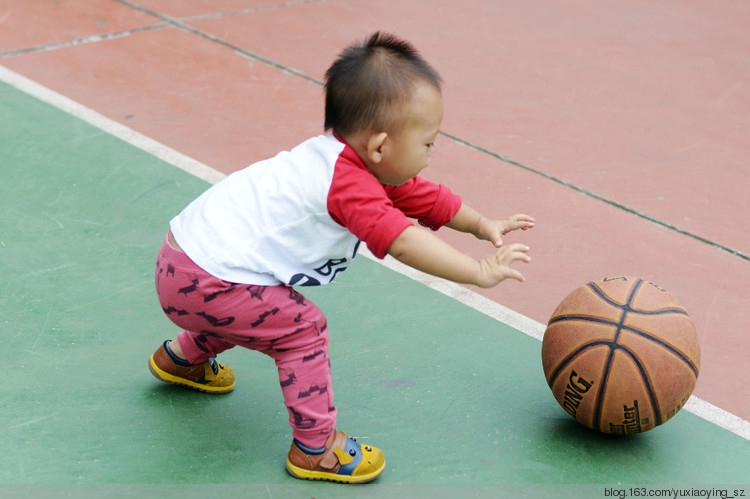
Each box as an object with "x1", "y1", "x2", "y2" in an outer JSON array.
[{"x1": 1, "y1": 0, "x2": 748, "y2": 436}]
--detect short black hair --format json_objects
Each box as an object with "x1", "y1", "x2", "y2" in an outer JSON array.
[{"x1": 324, "y1": 32, "x2": 442, "y2": 138}]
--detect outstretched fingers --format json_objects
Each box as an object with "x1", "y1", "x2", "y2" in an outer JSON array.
[
  {"x1": 504, "y1": 214, "x2": 535, "y2": 234},
  {"x1": 499, "y1": 243, "x2": 531, "y2": 281},
  {"x1": 477, "y1": 243, "x2": 531, "y2": 287}
]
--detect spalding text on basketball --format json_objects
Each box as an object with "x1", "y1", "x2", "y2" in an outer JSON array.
[{"x1": 562, "y1": 370, "x2": 594, "y2": 417}]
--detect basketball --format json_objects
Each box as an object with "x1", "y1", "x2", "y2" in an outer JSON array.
[{"x1": 541, "y1": 276, "x2": 700, "y2": 434}]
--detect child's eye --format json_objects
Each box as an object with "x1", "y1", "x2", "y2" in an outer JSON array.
[{"x1": 426, "y1": 143, "x2": 435, "y2": 150}]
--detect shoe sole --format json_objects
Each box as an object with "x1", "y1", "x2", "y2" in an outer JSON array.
[
  {"x1": 148, "y1": 355, "x2": 235, "y2": 394},
  {"x1": 285, "y1": 459, "x2": 385, "y2": 484}
]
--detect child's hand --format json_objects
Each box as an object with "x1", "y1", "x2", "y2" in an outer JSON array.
[
  {"x1": 475, "y1": 243, "x2": 531, "y2": 287},
  {"x1": 476, "y1": 214, "x2": 535, "y2": 247}
]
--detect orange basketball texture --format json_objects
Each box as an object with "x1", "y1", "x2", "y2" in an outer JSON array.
[{"x1": 541, "y1": 276, "x2": 700, "y2": 434}]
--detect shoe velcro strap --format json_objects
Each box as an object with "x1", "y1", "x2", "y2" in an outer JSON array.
[{"x1": 319, "y1": 430, "x2": 350, "y2": 469}]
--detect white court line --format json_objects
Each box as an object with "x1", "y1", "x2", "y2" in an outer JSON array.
[{"x1": 3, "y1": 63, "x2": 748, "y2": 442}]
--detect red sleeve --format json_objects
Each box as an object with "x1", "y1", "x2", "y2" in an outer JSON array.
[
  {"x1": 327, "y1": 144, "x2": 463, "y2": 259},
  {"x1": 384, "y1": 177, "x2": 462, "y2": 230},
  {"x1": 327, "y1": 147, "x2": 413, "y2": 259}
]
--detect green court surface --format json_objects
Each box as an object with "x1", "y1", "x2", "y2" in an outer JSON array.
[{"x1": 1, "y1": 80, "x2": 748, "y2": 497}]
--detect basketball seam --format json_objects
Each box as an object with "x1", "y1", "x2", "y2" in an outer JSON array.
[
  {"x1": 546, "y1": 340, "x2": 612, "y2": 385},
  {"x1": 548, "y1": 316, "x2": 700, "y2": 378},
  {"x1": 591, "y1": 279, "x2": 662, "y2": 433},
  {"x1": 587, "y1": 281, "x2": 691, "y2": 317},
  {"x1": 619, "y1": 325, "x2": 699, "y2": 378},
  {"x1": 616, "y1": 344, "x2": 662, "y2": 428}
]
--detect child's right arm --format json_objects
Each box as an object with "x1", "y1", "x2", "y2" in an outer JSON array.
[{"x1": 385, "y1": 225, "x2": 531, "y2": 288}]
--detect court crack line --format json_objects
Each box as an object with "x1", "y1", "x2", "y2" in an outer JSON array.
[
  {"x1": 441, "y1": 132, "x2": 750, "y2": 263},
  {"x1": 0, "y1": 25, "x2": 168, "y2": 58},
  {"x1": 112, "y1": 0, "x2": 326, "y2": 85}
]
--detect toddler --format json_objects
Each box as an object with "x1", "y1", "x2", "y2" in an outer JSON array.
[{"x1": 148, "y1": 31, "x2": 533, "y2": 484}]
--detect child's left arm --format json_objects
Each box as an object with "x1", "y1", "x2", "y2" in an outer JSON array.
[{"x1": 446, "y1": 203, "x2": 535, "y2": 247}]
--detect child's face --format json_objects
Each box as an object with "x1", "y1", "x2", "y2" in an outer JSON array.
[{"x1": 374, "y1": 82, "x2": 443, "y2": 185}]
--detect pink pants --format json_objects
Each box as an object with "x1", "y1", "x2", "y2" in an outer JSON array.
[{"x1": 154, "y1": 234, "x2": 336, "y2": 447}]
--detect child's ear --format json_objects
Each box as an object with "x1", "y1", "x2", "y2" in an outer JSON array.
[{"x1": 366, "y1": 132, "x2": 388, "y2": 164}]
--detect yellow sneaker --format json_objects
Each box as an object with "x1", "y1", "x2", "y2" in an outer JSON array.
[
  {"x1": 286, "y1": 429, "x2": 385, "y2": 484},
  {"x1": 148, "y1": 341, "x2": 235, "y2": 394}
]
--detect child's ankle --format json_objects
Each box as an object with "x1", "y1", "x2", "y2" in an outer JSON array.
[
  {"x1": 293, "y1": 439, "x2": 325, "y2": 455},
  {"x1": 164, "y1": 340, "x2": 191, "y2": 366}
]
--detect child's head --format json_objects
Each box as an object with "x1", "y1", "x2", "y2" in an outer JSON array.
[
  {"x1": 325, "y1": 33, "x2": 444, "y2": 185},
  {"x1": 324, "y1": 32, "x2": 442, "y2": 138}
]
